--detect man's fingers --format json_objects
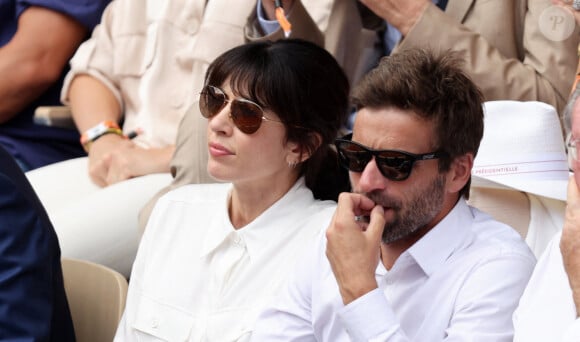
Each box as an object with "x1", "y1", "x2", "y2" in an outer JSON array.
[
  {"x1": 337, "y1": 192, "x2": 377, "y2": 217},
  {"x1": 366, "y1": 205, "x2": 385, "y2": 242}
]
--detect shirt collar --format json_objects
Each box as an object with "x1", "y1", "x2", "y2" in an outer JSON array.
[
  {"x1": 404, "y1": 199, "x2": 474, "y2": 277},
  {"x1": 199, "y1": 178, "x2": 313, "y2": 260}
]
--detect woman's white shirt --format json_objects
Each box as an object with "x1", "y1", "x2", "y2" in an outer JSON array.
[{"x1": 114, "y1": 178, "x2": 336, "y2": 341}]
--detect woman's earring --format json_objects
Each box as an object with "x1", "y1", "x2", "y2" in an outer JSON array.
[{"x1": 287, "y1": 160, "x2": 297, "y2": 168}]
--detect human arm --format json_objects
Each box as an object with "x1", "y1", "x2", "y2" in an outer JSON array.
[
  {"x1": 366, "y1": 0, "x2": 579, "y2": 112},
  {"x1": 0, "y1": 151, "x2": 73, "y2": 340},
  {"x1": 358, "y1": 0, "x2": 429, "y2": 36},
  {"x1": 68, "y1": 74, "x2": 173, "y2": 186},
  {"x1": 325, "y1": 192, "x2": 385, "y2": 305},
  {"x1": 64, "y1": 0, "x2": 175, "y2": 187},
  {"x1": 562, "y1": 93, "x2": 580, "y2": 317},
  {"x1": 562, "y1": 177, "x2": 580, "y2": 315},
  {"x1": 0, "y1": 6, "x2": 87, "y2": 123}
]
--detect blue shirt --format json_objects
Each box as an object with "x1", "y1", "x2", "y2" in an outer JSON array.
[{"x1": 0, "y1": 0, "x2": 110, "y2": 170}]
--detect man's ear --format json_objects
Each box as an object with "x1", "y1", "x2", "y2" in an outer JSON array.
[
  {"x1": 286, "y1": 132, "x2": 322, "y2": 165},
  {"x1": 446, "y1": 153, "x2": 474, "y2": 193}
]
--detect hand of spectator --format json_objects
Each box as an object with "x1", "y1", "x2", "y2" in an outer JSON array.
[
  {"x1": 561, "y1": 177, "x2": 580, "y2": 316},
  {"x1": 88, "y1": 134, "x2": 173, "y2": 186},
  {"x1": 326, "y1": 192, "x2": 385, "y2": 305},
  {"x1": 359, "y1": 0, "x2": 430, "y2": 35},
  {"x1": 552, "y1": 0, "x2": 580, "y2": 24},
  {"x1": 563, "y1": 93, "x2": 580, "y2": 316},
  {"x1": 261, "y1": 0, "x2": 295, "y2": 20}
]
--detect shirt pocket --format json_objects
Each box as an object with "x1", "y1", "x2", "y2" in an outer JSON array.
[
  {"x1": 132, "y1": 295, "x2": 194, "y2": 341},
  {"x1": 113, "y1": 26, "x2": 157, "y2": 77}
]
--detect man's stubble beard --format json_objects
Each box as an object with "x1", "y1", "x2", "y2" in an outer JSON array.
[{"x1": 366, "y1": 174, "x2": 446, "y2": 244}]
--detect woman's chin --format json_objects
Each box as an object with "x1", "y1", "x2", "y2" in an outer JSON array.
[{"x1": 207, "y1": 165, "x2": 231, "y2": 183}]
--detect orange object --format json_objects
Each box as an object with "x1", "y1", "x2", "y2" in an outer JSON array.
[{"x1": 275, "y1": 6, "x2": 292, "y2": 38}]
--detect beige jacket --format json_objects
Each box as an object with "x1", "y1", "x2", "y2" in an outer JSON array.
[
  {"x1": 399, "y1": 0, "x2": 579, "y2": 114},
  {"x1": 252, "y1": 1, "x2": 580, "y2": 112}
]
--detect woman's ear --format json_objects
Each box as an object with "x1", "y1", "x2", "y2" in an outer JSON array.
[
  {"x1": 286, "y1": 132, "x2": 322, "y2": 165},
  {"x1": 446, "y1": 153, "x2": 474, "y2": 194}
]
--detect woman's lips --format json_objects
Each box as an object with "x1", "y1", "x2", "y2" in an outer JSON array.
[{"x1": 208, "y1": 142, "x2": 233, "y2": 157}]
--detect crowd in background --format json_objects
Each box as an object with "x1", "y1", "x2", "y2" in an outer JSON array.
[{"x1": 0, "y1": 0, "x2": 579, "y2": 340}]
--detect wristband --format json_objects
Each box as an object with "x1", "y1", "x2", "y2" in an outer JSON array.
[{"x1": 80, "y1": 120, "x2": 123, "y2": 152}]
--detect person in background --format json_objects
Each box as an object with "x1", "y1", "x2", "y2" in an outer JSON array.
[
  {"x1": 147, "y1": 0, "x2": 579, "y2": 246},
  {"x1": 0, "y1": 144, "x2": 75, "y2": 341},
  {"x1": 252, "y1": 48, "x2": 536, "y2": 341},
  {"x1": 114, "y1": 39, "x2": 349, "y2": 340},
  {"x1": 257, "y1": 0, "x2": 579, "y2": 117},
  {"x1": 0, "y1": 0, "x2": 110, "y2": 170},
  {"x1": 135, "y1": 0, "x2": 365, "y2": 233},
  {"x1": 25, "y1": 0, "x2": 334, "y2": 277},
  {"x1": 513, "y1": 86, "x2": 580, "y2": 342}
]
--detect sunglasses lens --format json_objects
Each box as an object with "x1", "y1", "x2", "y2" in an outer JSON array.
[
  {"x1": 336, "y1": 141, "x2": 372, "y2": 172},
  {"x1": 230, "y1": 100, "x2": 263, "y2": 134},
  {"x1": 200, "y1": 86, "x2": 226, "y2": 118},
  {"x1": 336, "y1": 139, "x2": 414, "y2": 181},
  {"x1": 376, "y1": 152, "x2": 413, "y2": 181}
]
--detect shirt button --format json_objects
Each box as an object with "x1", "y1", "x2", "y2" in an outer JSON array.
[{"x1": 151, "y1": 318, "x2": 159, "y2": 329}]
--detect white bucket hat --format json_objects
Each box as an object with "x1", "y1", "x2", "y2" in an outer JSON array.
[{"x1": 471, "y1": 100, "x2": 569, "y2": 201}]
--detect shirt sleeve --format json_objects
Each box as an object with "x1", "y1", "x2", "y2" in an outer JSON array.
[
  {"x1": 15, "y1": 0, "x2": 109, "y2": 30},
  {"x1": 60, "y1": 0, "x2": 124, "y2": 108},
  {"x1": 338, "y1": 289, "x2": 408, "y2": 342}
]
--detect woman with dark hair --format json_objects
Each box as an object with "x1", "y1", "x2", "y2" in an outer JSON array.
[{"x1": 114, "y1": 39, "x2": 350, "y2": 341}]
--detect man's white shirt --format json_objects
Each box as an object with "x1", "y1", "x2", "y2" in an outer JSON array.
[{"x1": 252, "y1": 199, "x2": 536, "y2": 341}]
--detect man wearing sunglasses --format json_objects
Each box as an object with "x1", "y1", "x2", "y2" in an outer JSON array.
[{"x1": 252, "y1": 48, "x2": 536, "y2": 341}]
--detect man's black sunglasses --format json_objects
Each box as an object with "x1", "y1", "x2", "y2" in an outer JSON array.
[{"x1": 335, "y1": 134, "x2": 446, "y2": 181}]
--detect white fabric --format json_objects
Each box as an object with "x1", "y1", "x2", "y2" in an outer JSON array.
[
  {"x1": 115, "y1": 178, "x2": 336, "y2": 341},
  {"x1": 26, "y1": 157, "x2": 172, "y2": 277},
  {"x1": 514, "y1": 232, "x2": 580, "y2": 342},
  {"x1": 525, "y1": 194, "x2": 565, "y2": 258},
  {"x1": 252, "y1": 200, "x2": 536, "y2": 341}
]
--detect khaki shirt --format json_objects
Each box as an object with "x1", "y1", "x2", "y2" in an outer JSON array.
[{"x1": 61, "y1": 0, "x2": 257, "y2": 149}]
